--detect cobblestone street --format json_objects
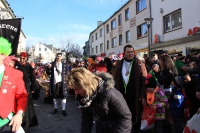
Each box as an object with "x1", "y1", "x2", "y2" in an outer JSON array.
[{"x1": 27, "y1": 90, "x2": 95, "y2": 133}]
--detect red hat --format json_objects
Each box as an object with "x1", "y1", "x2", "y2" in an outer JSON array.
[
  {"x1": 95, "y1": 56, "x2": 102, "y2": 61},
  {"x1": 20, "y1": 52, "x2": 28, "y2": 57}
]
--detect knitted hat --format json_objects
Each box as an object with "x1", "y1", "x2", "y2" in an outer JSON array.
[
  {"x1": 145, "y1": 74, "x2": 157, "y2": 88},
  {"x1": 152, "y1": 63, "x2": 159, "y2": 68},
  {"x1": 173, "y1": 76, "x2": 184, "y2": 87},
  {"x1": 20, "y1": 52, "x2": 28, "y2": 57}
]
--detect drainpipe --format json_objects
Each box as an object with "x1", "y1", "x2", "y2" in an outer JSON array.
[
  {"x1": 149, "y1": 0, "x2": 153, "y2": 49},
  {"x1": 104, "y1": 23, "x2": 106, "y2": 57}
]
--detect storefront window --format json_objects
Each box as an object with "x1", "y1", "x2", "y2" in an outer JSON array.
[{"x1": 186, "y1": 45, "x2": 200, "y2": 55}]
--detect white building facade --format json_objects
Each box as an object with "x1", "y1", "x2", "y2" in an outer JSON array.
[
  {"x1": 151, "y1": 0, "x2": 200, "y2": 56},
  {"x1": 28, "y1": 42, "x2": 56, "y2": 64},
  {"x1": 89, "y1": 0, "x2": 150, "y2": 58}
]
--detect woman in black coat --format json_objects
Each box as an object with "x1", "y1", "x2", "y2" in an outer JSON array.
[{"x1": 66, "y1": 67, "x2": 132, "y2": 133}]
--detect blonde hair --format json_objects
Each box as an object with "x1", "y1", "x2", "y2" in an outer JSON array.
[{"x1": 66, "y1": 67, "x2": 102, "y2": 96}]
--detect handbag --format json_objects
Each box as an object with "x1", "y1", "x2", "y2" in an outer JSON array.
[{"x1": 140, "y1": 104, "x2": 156, "y2": 131}]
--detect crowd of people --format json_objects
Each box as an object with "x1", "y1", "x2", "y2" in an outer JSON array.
[
  {"x1": 1, "y1": 34, "x2": 200, "y2": 133},
  {"x1": 66, "y1": 45, "x2": 200, "y2": 133}
]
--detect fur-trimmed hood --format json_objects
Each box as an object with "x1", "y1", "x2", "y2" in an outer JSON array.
[{"x1": 95, "y1": 72, "x2": 115, "y2": 90}]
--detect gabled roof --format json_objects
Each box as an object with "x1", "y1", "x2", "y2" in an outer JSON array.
[{"x1": 44, "y1": 44, "x2": 53, "y2": 50}]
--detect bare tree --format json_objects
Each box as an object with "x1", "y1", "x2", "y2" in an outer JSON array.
[
  {"x1": 71, "y1": 44, "x2": 83, "y2": 59},
  {"x1": 60, "y1": 36, "x2": 74, "y2": 62},
  {"x1": 60, "y1": 36, "x2": 83, "y2": 62}
]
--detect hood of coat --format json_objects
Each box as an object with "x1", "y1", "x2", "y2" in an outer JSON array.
[{"x1": 95, "y1": 72, "x2": 115, "y2": 90}]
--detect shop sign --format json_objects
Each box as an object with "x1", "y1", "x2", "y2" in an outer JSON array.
[
  {"x1": 187, "y1": 27, "x2": 200, "y2": 36},
  {"x1": 133, "y1": 43, "x2": 148, "y2": 50}
]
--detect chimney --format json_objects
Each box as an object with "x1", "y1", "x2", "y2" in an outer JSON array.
[{"x1": 97, "y1": 20, "x2": 102, "y2": 27}]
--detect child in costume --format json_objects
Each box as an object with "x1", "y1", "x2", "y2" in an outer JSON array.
[
  {"x1": 145, "y1": 74, "x2": 168, "y2": 133},
  {"x1": 168, "y1": 76, "x2": 190, "y2": 133}
]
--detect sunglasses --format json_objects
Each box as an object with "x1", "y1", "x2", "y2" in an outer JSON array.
[{"x1": 20, "y1": 57, "x2": 26, "y2": 60}]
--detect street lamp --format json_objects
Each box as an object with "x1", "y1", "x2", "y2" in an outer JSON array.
[{"x1": 144, "y1": 18, "x2": 154, "y2": 57}]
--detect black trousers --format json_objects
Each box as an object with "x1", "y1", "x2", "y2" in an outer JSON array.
[{"x1": 0, "y1": 125, "x2": 12, "y2": 133}]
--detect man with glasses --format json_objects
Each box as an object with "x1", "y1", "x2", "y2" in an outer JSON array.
[
  {"x1": 50, "y1": 53, "x2": 68, "y2": 116},
  {"x1": 19, "y1": 52, "x2": 37, "y2": 100}
]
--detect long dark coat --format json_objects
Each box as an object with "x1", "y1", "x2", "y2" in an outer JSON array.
[
  {"x1": 114, "y1": 57, "x2": 147, "y2": 123},
  {"x1": 14, "y1": 61, "x2": 38, "y2": 132},
  {"x1": 80, "y1": 72, "x2": 132, "y2": 133},
  {"x1": 50, "y1": 61, "x2": 68, "y2": 98}
]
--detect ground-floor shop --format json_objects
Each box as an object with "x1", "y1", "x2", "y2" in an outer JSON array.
[{"x1": 150, "y1": 34, "x2": 200, "y2": 57}]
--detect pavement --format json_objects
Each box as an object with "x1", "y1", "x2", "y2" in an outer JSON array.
[{"x1": 27, "y1": 89, "x2": 96, "y2": 133}]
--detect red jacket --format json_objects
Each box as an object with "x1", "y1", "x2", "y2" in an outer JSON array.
[
  {"x1": 89, "y1": 63, "x2": 107, "y2": 73},
  {"x1": 0, "y1": 66, "x2": 28, "y2": 119}
]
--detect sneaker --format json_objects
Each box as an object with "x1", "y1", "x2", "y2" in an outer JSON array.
[
  {"x1": 62, "y1": 110, "x2": 68, "y2": 117},
  {"x1": 52, "y1": 109, "x2": 57, "y2": 115}
]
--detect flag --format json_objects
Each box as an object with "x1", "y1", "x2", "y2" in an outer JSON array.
[{"x1": 0, "y1": 18, "x2": 22, "y2": 55}]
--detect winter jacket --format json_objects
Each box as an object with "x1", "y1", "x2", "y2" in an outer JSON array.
[
  {"x1": 152, "y1": 88, "x2": 168, "y2": 120},
  {"x1": 155, "y1": 70, "x2": 173, "y2": 89},
  {"x1": 80, "y1": 72, "x2": 132, "y2": 133},
  {"x1": 174, "y1": 59, "x2": 186, "y2": 76},
  {"x1": 169, "y1": 88, "x2": 185, "y2": 117},
  {"x1": 114, "y1": 57, "x2": 147, "y2": 122}
]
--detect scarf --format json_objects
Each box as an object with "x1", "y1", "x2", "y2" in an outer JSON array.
[
  {"x1": 76, "y1": 90, "x2": 97, "y2": 108},
  {"x1": 76, "y1": 80, "x2": 104, "y2": 108}
]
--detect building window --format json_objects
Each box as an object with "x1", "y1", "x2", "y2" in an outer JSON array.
[
  {"x1": 137, "y1": 23, "x2": 147, "y2": 39},
  {"x1": 100, "y1": 43, "x2": 103, "y2": 52},
  {"x1": 106, "y1": 24, "x2": 109, "y2": 33},
  {"x1": 45, "y1": 48, "x2": 47, "y2": 51},
  {"x1": 164, "y1": 10, "x2": 182, "y2": 32},
  {"x1": 39, "y1": 48, "x2": 41, "y2": 51},
  {"x1": 119, "y1": 34, "x2": 123, "y2": 45},
  {"x1": 111, "y1": 19, "x2": 116, "y2": 30},
  {"x1": 92, "y1": 48, "x2": 94, "y2": 54},
  {"x1": 126, "y1": 31, "x2": 130, "y2": 43},
  {"x1": 125, "y1": 8, "x2": 130, "y2": 21},
  {"x1": 136, "y1": 0, "x2": 146, "y2": 13},
  {"x1": 99, "y1": 28, "x2": 103, "y2": 37},
  {"x1": 95, "y1": 32, "x2": 98, "y2": 40},
  {"x1": 112, "y1": 37, "x2": 117, "y2": 47},
  {"x1": 96, "y1": 46, "x2": 98, "y2": 53},
  {"x1": 92, "y1": 35, "x2": 94, "y2": 42},
  {"x1": 107, "y1": 40, "x2": 109, "y2": 50},
  {"x1": 118, "y1": 14, "x2": 122, "y2": 25}
]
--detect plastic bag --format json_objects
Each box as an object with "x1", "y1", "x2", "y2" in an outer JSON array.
[
  {"x1": 183, "y1": 113, "x2": 200, "y2": 133},
  {"x1": 140, "y1": 104, "x2": 156, "y2": 131}
]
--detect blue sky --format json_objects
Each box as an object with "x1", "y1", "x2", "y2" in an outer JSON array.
[{"x1": 8, "y1": 0, "x2": 129, "y2": 48}]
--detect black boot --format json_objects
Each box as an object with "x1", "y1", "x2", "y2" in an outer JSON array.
[
  {"x1": 52, "y1": 109, "x2": 58, "y2": 115},
  {"x1": 62, "y1": 110, "x2": 68, "y2": 117}
]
